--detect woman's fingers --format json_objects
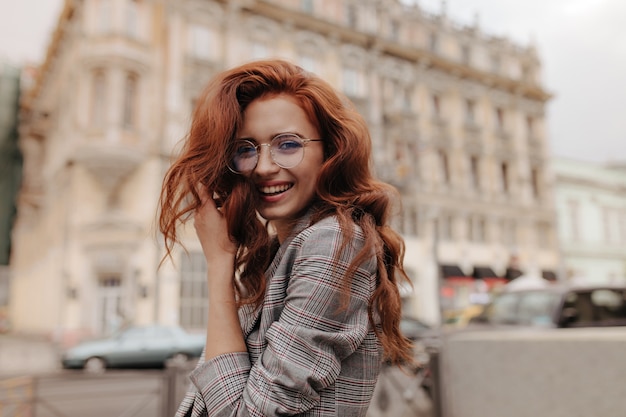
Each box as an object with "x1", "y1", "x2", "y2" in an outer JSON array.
[{"x1": 193, "y1": 184, "x2": 237, "y2": 258}]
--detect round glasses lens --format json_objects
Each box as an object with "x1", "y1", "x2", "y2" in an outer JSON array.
[
  {"x1": 231, "y1": 140, "x2": 258, "y2": 173},
  {"x1": 271, "y1": 134, "x2": 305, "y2": 168}
]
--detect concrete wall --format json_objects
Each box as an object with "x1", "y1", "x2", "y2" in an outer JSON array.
[{"x1": 439, "y1": 328, "x2": 626, "y2": 417}]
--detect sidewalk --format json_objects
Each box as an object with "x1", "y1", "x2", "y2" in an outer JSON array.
[{"x1": 0, "y1": 333, "x2": 62, "y2": 377}]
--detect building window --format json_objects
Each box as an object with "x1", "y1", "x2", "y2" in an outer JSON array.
[
  {"x1": 251, "y1": 42, "x2": 268, "y2": 60},
  {"x1": 300, "y1": 0, "x2": 314, "y2": 13},
  {"x1": 500, "y1": 162, "x2": 509, "y2": 193},
  {"x1": 390, "y1": 19, "x2": 400, "y2": 40},
  {"x1": 468, "y1": 216, "x2": 486, "y2": 243},
  {"x1": 470, "y1": 155, "x2": 480, "y2": 190},
  {"x1": 125, "y1": 0, "x2": 139, "y2": 38},
  {"x1": 342, "y1": 67, "x2": 365, "y2": 98},
  {"x1": 189, "y1": 24, "x2": 217, "y2": 60},
  {"x1": 431, "y1": 94, "x2": 441, "y2": 118},
  {"x1": 429, "y1": 32, "x2": 438, "y2": 52},
  {"x1": 122, "y1": 72, "x2": 138, "y2": 129},
  {"x1": 346, "y1": 4, "x2": 358, "y2": 28},
  {"x1": 495, "y1": 107, "x2": 505, "y2": 131},
  {"x1": 602, "y1": 207, "x2": 619, "y2": 244},
  {"x1": 530, "y1": 167, "x2": 540, "y2": 199},
  {"x1": 398, "y1": 85, "x2": 412, "y2": 112},
  {"x1": 491, "y1": 54, "x2": 501, "y2": 73},
  {"x1": 298, "y1": 54, "x2": 318, "y2": 74},
  {"x1": 526, "y1": 115, "x2": 535, "y2": 138},
  {"x1": 386, "y1": 79, "x2": 412, "y2": 112},
  {"x1": 501, "y1": 219, "x2": 517, "y2": 247},
  {"x1": 180, "y1": 252, "x2": 208, "y2": 329},
  {"x1": 461, "y1": 44, "x2": 471, "y2": 65},
  {"x1": 521, "y1": 64, "x2": 533, "y2": 83},
  {"x1": 403, "y1": 203, "x2": 419, "y2": 236},
  {"x1": 98, "y1": 275, "x2": 123, "y2": 335},
  {"x1": 90, "y1": 70, "x2": 107, "y2": 129},
  {"x1": 476, "y1": 217, "x2": 486, "y2": 243},
  {"x1": 465, "y1": 99, "x2": 475, "y2": 124},
  {"x1": 440, "y1": 214, "x2": 454, "y2": 241},
  {"x1": 536, "y1": 221, "x2": 551, "y2": 249},
  {"x1": 439, "y1": 150, "x2": 450, "y2": 184},
  {"x1": 567, "y1": 200, "x2": 580, "y2": 242},
  {"x1": 95, "y1": 0, "x2": 113, "y2": 33}
]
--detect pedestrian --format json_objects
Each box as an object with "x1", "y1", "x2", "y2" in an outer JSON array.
[{"x1": 158, "y1": 59, "x2": 413, "y2": 417}]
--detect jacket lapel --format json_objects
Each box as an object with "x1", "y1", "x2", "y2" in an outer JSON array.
[{"x1": 238, "y1": 210, "x2": 315, "y2": 337}]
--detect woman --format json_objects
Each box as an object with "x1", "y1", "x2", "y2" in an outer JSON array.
[{"x1": 159, "y1": 59, "x2": 413, "y2": 417}]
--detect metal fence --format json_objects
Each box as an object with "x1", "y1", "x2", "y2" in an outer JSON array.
[{"x1": 0, "y1": 365, "x2": 193, "y2": 417}]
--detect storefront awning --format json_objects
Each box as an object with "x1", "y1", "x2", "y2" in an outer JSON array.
[
  {"x1": 505, "y1": 267, "x2": 523, "y2": 280},
  {"x1": 440, "y1": 264, "x2": 467, "y2": 278},
  {"x1": 472, "y1": 266, "x2": 498, "y2": 279},
  {"x1": 542, "y1": 270, "x2": 557, "y2": 281}
]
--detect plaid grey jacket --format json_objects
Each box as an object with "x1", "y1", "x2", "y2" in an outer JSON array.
[{"x1": 175, "y1": 213, "x2": 382, "y2": 416}]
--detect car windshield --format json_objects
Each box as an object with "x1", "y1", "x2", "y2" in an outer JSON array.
[{"x1": 486, "y1": 290, "x2": 561, "y2": 326}]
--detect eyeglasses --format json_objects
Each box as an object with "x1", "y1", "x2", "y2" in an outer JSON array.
[{"x1": 228, "y1": 133, "x2": 322, "y2": 174}]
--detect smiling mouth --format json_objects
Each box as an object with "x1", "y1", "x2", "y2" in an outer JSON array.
[{"x1": 259, "y1": 184, "x2": 293, "y2": 196}]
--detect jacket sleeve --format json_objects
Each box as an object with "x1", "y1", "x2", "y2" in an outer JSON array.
[{"x1": 177, "y1": 221, "x2": 378, "y2": 417}]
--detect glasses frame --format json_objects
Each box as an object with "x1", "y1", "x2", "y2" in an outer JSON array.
[{"x1": 227, "y1": 133, "x2": 322, "y2": 174}]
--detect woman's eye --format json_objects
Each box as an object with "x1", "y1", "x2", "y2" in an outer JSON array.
[
  {"x1": 274, "y1": 136, "x2": 302, "y2": 151},
  {"x1": 236, "y1": 144, "x2": 256, "y2": 156}
]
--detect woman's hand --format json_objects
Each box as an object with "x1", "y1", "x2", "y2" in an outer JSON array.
[
  {"x1": 194, "y1": 186, "x2": 246, "y2": 359},
  {"x1": 193, "y1": 187, "x2": 237, "y2": 264}
]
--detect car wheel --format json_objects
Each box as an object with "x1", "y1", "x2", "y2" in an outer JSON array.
[
  {"x1": 166, "y1": 353, "x2": 189, "y2": 368},
  {"x1": 84, "y1": 357, "x2": 107, "y2": 374}
]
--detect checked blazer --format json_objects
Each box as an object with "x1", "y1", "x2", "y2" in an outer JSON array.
[{"x1": 175, "y1": 212, "x2": 383, "y2": 417}]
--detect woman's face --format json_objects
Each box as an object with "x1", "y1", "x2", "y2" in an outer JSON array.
[{"x1": 236, "y1": 94, "x2": 324, "y2": 240}]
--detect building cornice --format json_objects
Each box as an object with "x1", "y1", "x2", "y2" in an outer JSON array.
[
  {"x1": 555, "y1": 173, "x2": 626, "y2": 194},
  {"x1": 231, "y1": 0, "x2": 552, "y2": 102}
]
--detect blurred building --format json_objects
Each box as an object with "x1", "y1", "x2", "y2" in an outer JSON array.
[
  {"x1": 0, "y1": 59, "x2": 22, "y2": 331},
  {"x1": 11, "y1": 0, "x2": 558, "y2": 340},
  {"x1": 553, "y1": 158, "x2": 626, "y2": 285}
]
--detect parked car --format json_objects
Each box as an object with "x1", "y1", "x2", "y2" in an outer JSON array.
[
  {"x1": 61, "y1": 324, "x2": 205, "y2": 373},
  {"x1": 469, "y1": 283, "x2": 626, "y2": 329}
]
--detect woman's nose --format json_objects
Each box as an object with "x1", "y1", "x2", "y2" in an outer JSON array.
[{"x1": 254, "y1": 144, "x2": 280, "y2": 174}]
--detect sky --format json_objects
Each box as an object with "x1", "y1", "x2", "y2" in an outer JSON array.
[{"x1": 0, "y1": 0, "x2": 625, "y2": 164}]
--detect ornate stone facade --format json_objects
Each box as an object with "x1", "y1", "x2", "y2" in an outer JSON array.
[{"x1": 11, "y1": 0, "x2": 558, "y2": 338}]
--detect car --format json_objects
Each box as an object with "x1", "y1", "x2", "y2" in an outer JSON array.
[
  {"x1": 61, "y1": 324, "x2": 205, "y2": 373},
  {"x1": 469, "y1": 282, "x2": 626, "y2": 329}
]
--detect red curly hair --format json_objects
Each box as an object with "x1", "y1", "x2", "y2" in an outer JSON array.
[{"x1": 158, "y1": 59, "x2": 413, "y2": 365}]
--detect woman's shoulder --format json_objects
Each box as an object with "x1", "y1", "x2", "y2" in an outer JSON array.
[{"x1": 292, "y1": 214, "x2": 365, "y2": 248}]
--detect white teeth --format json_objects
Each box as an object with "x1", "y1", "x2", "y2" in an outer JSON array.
[{"x1": 260, "y1": 184, "x2": 291, "y2": 194}]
